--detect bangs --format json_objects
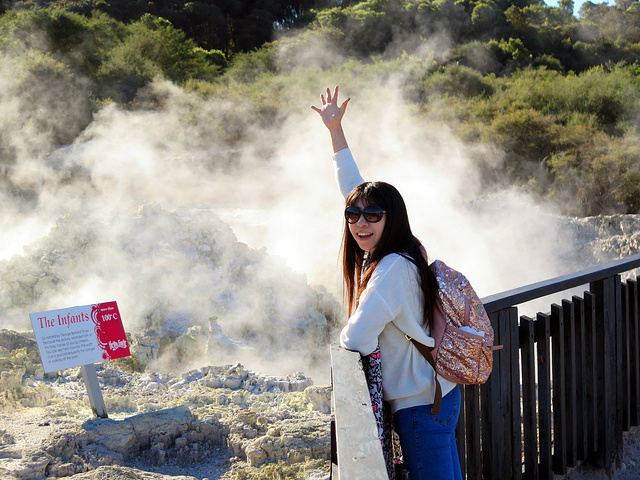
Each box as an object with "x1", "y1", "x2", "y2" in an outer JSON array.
[{"x1": 345, "y1": 182, "x2": 384, "y2": 208}]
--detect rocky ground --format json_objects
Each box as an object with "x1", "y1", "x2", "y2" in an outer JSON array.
[
  {"x1": 3, "y1": 213, "x2": 640, "y2": 480},
  {"x1": 565, "y1": 214, "x2": 640, "y2": 269},
  {"x1": 0, "y1": 330, "x2": 332, "y2": 480}
]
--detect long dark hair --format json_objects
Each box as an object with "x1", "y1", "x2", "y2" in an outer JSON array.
[{"x1": 342, "y1": 181, "x2": 438, "y2": 332}]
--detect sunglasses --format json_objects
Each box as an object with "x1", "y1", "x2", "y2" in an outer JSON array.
[{"x1": 344, "y1": 205, "x2": 386, "y2": 224}]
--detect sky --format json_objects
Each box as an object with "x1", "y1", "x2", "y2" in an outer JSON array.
[{"x1": 545, "y1": 0, "x2": 608, "y2": 15}]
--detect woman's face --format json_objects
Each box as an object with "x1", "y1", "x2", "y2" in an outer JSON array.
[{"x1": 348, "y1": 198, "x2": 386, "y2": 253}]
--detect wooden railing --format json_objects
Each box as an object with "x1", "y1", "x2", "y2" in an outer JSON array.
[{"x1": 330, "y1": 253, "x2": 640, "y2": 479}]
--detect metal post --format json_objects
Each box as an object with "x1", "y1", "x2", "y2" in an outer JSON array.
[{"x1": 80, "y1": 363, "x2": 108, "y2": 418}]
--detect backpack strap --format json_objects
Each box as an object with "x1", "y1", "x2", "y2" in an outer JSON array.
[
  {"x1": 396, "y1": 250, "x2": 444, "y2": 413},
  {"x1": 404, "y1": 334, "x2": 443, "y2": 415}
]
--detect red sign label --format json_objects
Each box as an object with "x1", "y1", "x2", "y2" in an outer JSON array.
[{"x1": 92, "y1": 302, "x2": 130, "y2": 361}]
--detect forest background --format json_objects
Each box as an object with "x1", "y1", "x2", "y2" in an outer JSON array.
[{"x1": 2, "y1": 0, "x2": 640, "y2": 216}]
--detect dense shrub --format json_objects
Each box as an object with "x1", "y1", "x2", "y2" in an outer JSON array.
[
  {"x1": 421, "y1": 64, "x2": 494, "y2": 99},
  {"x1": 0, "y1": 46, "x2": 93, "y2": 158},
  {"x1": 0, "y1": 6, "x2": 225, "y2": 104},
  {"x1": 548, "y1": 132, "x2": 640, "y2": 214},
  {"x1": 4, "y1": 0, "x2": 640, "y2": 214},
  {"x1": 95, "y1": 14, "x2": 222, "y2": 101},
  {"x1": 410, "y1": 61, "x2": 640, "y2": 213}
]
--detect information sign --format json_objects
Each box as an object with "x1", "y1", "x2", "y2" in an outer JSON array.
[{"x1": 29, "y1": 301, "x2": 130, "y2": 373}]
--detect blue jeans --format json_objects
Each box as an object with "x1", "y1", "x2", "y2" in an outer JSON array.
[{"x1": 393, "y1": 387, "x2": 463, "y2": 480}]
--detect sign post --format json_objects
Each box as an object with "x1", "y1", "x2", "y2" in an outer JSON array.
[
  {"x1": 29, "y1": 301, "x2": 130, "y2": 418},
  {"x1": 80, "y1": 364, "x2": 108, "y2": 418}
]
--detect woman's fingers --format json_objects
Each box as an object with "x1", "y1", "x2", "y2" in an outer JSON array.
[
  {"x1": 340, "y1": 97, "x2": 350, "y2": 113},
  {"x1": 311, "y1": 86, "x2": 345, "y2": 115}
]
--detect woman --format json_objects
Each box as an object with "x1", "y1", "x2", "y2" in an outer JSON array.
[{"x1": 312, "y1": 86, "x2": 463, "y2": 480}]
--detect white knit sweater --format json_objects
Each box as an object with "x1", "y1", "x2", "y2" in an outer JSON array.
[{"x1": 333, "y1": 148, "x2": 456, "y2": 413}]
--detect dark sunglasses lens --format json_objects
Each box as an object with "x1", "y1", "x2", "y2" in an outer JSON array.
[
  {"x1": 345, "y1": 206, "x2": 361, "y2": 224},
  {"x1": 363, "y1": 212, "x2": 383, "y2": 223}
]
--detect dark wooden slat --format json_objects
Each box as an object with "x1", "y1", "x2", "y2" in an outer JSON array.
[
  {"x1": 456, "y1": 385, "x2": 466, "y2": 480},
  {"x1": 631, "y1": 279, "x2": 640, "y2": 427},
  {"x1": 562, "y1": 299, "x2": 577, "y2": 467},
  {"x1": 550, "y1": 303, "x2": 567, "y2": 475},
  {"x1": 498, "y1": 309, "x2": 511, "y2": 479},
  {"x1": 584, "y1": 291, "x2": 598, "y2": 455},
  {"x1": 572, "y1": 295, "x2": 589, "y2": 461},
  {"x1": 331, "y1": 417, "x2": 337, "y2": 466},
  {"x1": 622, "y1": 282, "x2": 631, "y2": 431},
  {"x1": 520, "y1": 316, "x2": 537, "y2": 480},
  {"x1": 537, "y1": 313, "x2": 553, "y2": 479},
  {"x1": 508, "y1": 307, "x2": 523, "y2": 480},
  {"x1": 603, "y1": 276, "x2": 621, "y2": 467},
  {"x1": 465, "y1": 384, "x2": 482, "y2": 480},
  {"x1": 590, "y1": 277, "x2": 616, "y2": 469},
  {"x1": 482, "y1": 312, "x2": 504, "y2": 479},
  {"x1": 614, "y1": 276, "x2": 624, "y2": 453}
]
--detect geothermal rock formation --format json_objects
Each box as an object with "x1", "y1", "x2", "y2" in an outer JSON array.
[{"x1": 0, "y1": 330, "x2": 332, "y2": 479}]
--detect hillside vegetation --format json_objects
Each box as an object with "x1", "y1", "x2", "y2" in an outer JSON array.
[{"x1": 3, "y1": 0, "x2": 640, "y2": 215}]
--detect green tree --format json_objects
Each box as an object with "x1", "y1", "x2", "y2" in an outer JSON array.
[
  {"x1": 471, "y1": 0, "x2": 504, "y2": 38},
  {"x1": 96, "y1": 14, "x2": 222, "y2": 101},
  {"x1": 93, "y1": 0, "x2": 323, "y2": 55},
  {"x1": 559, "y1": 0, "x2": 573, "y2": 16}
]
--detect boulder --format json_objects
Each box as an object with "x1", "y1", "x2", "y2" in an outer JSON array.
[
  {"x1": 4, "y1": 447, "x2": 52, "y2": 479},
  {"x1": 81, "y1": 406, "x2": 196, "y2": 458},
  {"x1": 234, "y1": 416, "x2": 331, "y2": 468},
  {"x1": 67, "y1": 465, "x2": 197, "y2": 479},
  {"x1": 304, "y1": 385, "x2": 331, "y2": 414}
]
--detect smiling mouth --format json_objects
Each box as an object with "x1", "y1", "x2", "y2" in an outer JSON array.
[{"x1": 357, "y1": 232, "x2": 373, "y2": 238}]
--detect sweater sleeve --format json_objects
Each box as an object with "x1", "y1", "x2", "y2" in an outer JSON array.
[
  {"x1": 339, "y1": 255, "x2": 424, "y2": 355},
  {"x1": 339, "y1": 287, "x2": 395, "y2": 355},
  {"x1": 332, "y1": 148, "x2": 365, "y2": 199}
]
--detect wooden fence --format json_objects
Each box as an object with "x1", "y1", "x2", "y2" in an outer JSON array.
[{"x1": 330, "y1": 253, "x2": 640, "y2": 479}]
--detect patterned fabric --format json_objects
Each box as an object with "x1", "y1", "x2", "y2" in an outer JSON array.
[{"x1": 362, "y1": 346, "x2": 404, "y2": 479}]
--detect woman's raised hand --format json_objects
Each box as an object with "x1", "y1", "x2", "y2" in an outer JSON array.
[{"x1": 311, "y1": 85, "x2": 350, "y2": 130}]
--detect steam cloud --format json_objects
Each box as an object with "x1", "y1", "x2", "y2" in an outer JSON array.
[{"x1": 0, "y1": 25, "x2": 588, "y2": 383}]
